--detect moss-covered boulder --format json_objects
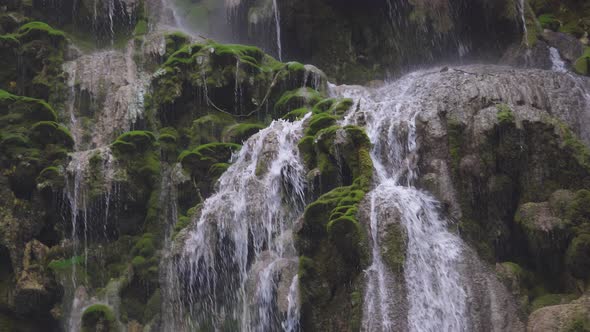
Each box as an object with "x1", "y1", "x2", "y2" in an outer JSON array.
[
  {"x1": 574, "y1": 48, "x2": 590, "y2": 76},
  {"x1": 152, "y1": 40, "x2": 326, "y2": 128},
  {"x1": 0, "y1": 90, "x2": 71, "y2": 199},
  {"x1": 515, "y1": 201, "x2": 571, "y2": 276},
  {"x1": 297, "y1": 110, "x2": 372, "y2": 330},
  {"x1": 178, "y1": 142, "x2": 241, "y2": 198},
  {"x1": 81, "y1": 304, "x2": 117, "y2": 332},
  {"x1": 0, "y1": 21, "x2": 67, "y2": 104},
  {"x1": 274, "y1": 88, "x2": 322, "y2": 115},
  {"x1": 566, "y1": 234, "x2": 590, "y2": 280}
]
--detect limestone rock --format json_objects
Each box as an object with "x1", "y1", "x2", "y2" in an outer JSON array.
[{"x1": 527, "y1": 294, "x2": 590, "y2": 332}]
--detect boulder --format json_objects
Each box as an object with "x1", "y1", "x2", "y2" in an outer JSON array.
[{"x1": 527, "y1": 294, "x2": 590, "y2": 332}]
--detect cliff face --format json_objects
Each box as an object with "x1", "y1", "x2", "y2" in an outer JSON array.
[{"x1": 0, "y1": 0, "x2": 589, "y2": 331}]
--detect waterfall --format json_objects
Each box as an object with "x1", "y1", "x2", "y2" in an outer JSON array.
[
  {"x1": 550, "y1": 47, "x2": 567, "y2": 73},
  {"x1": 335, "y1": 74, "x2": 469, "y2": 331},
  {"x1": 169, "y1": 115, "x2": 309, "y2": 331}
]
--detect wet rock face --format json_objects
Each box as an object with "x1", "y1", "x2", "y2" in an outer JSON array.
[
  {"x1": 394, "y1": 65, "x2": 590, "y2": 263},
  {"x1": 29, "y1": 0, "x2": 140, "y2": 46},
  {"x1": 226, "y1": 0, "x2": 522, "y2": 83}
]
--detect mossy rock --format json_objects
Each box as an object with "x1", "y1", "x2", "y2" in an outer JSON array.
[
  {"x1": 275, "y1": 88, "x2": 322, "y2": 115},
  {"x1": 566, "y1": 233, "x2": 590, "y2": 279},
  {"x1": 306, "y1": 113, "x2": 337, "y2": 137},
  {"x1": 574, "y1": 48, "x2": 590, "y2": 76},
  {"x1": 531, "y1": 293, "x2": 578, "y2": 312},
  {"x1": 515, "y1": 202, "x2": 571, "y2": 275},
  {"x1": 112, "y1": 131, "x2": 156, "y2": 154},
  {"x1": 81, "y1": 304, "x2": 117, "y2": 332},
  {"x1": 381, "y1": 223, "x2": 407, "y2": 272},
  {"x1": 0, "y1": 90, "x2": 57, "y2": 122},
  {"x1": 327, "y1": 215, "x2": 364, "y2": 262},
  {"x1": 191, "y1": 113, "x2": 236, "y2": 145},
  {"x1": 283, "y1": 107, "x2": 312, "y2": 121},
  {"x1": 16, "y1": 21, "x2": 66, "y2": 44},
  {"x1": 131, "y1": 233, "x2": 155, "y2": 257},
  {"x1": 164, "y1": 32, "x2": 190, "y2": 58},
  {"x1": 30, "y1": 121, "x2": 74, "y2": 147},
  {"x1": 223, "y1": 123, "x2": 265, "y2": 143},
  {"x1": 133, "y1": 19, "x2": 148, "y2": 36},
  {"x1": 314, "y1": 98, "x2": 354, "y2": 117},
  {"x1": 36, "y1": 165, "x2": 64, "y2": 188},
  {"x1": 496, "y1": 103, "x2": 515, "y2": 124},
  {"x1": 179, "y1": 143, "x2": 241, "y2": 178},
  {"x1": 565, "y1": 190, "x2": 590, "y2": 226}
]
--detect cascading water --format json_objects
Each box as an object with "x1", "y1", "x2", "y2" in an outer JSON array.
[
  {"x1": 549, "y1": 47, "x2": 567, "y2": 73},
  {"x1": 334, "y1": 73, "x2": 474, "y2": 331},
  {"x1": 168, "y1": 115, "x2": 309, "y2": 331}
]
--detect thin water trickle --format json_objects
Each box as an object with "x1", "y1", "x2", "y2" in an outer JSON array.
[
  {"x1": 272, "y1": 0, "x2": 283, "y2": 61},
  {"x1": 550, "y1": 47, "x2": 567, "y2": 73},
  {"x1": 517, "y1": 0, "x2": 528, "y2": 46}
]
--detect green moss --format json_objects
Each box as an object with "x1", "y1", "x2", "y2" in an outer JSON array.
[
  {"x1": 17, "y1": 21, "x2": 66, "y2": 43},
  {"x1": 30, "y1": 121, "x2": 74, "y2": 147},
  {"x1": 132, "y1": 233, "x2": 155, "y2": 257},
  {"x1": 566, "y1": 190, "x2": 590, "y2": 226},
  {"x1": 275, "y1": 88, "x2": 322, "y2": 114},
  {"x1": 112, "y1": 131, "x2": 156, "y2": 153},
  {"x1": 0, "y1": 89, "x2": 57, "y2": 122},
  {"x1": 47, "y1": 255, "x2": 84, "y2": 272},
  {"x1": 223, "y1": 123, "x2": 265, "y2": 143},
  {"x1": 81, "y1": 304, "x2": 117, "y2": 332},
  {"x1": 538, "y1": 13, "x2": 560, "y2": 31},
  {"x1": 566, "y1": 234, "x2": 590, "y2": 279},
  {"x1": 0, "y1": 34, "x2": 19, "y2": 45},
  {"x1": 306, "y1": 113, "x2": 337, "y2": 137},
  {"x1": 314, "y1": 98, "x2": 335, "y2": 112},
  {"x1": 132, "y1": 256, "x2": 146, "y2": 267},
  {"x1": 565, "y1": 312, "x2": 590, "y2": 332},
  {"x1": 179, "y1": 143, "x2": 240, "y2": 166},
  {"x1": 286, "y1": 61, "x2": 306, "y2": 72},
  {"x1": 575, "y1": 56, "x2": 589, "y2": 76},
  {"x1": 381, "y1": 223, "x2": 407, "y2": 272},
  {"x1": 497, "y1": 104, "x2": 515, "y2": 124},
  {"x1": 282, "y1": 108, "x2": 312, "y2": 122},
  {"x1": 191, "y1": 113, "x2": 236, "y2": 145},
  {"x1": 133, "y1": 19, "x2": 148, "y2": 36},
  {"x1": 530, "y1": 293, "x2": 577, "y2": 311},
  {"x1": 172, "y1": 215, "x2": 192, "y2": 239},
  {"x1": 559, "y1": 122, "x2": 590, "y2": 170}
]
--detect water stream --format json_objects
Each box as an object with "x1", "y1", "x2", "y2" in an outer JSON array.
[
  {"x1": 169, "y1": 116, "x2": 309, "y2": 331},
  {"x1": 335, "y1": 75, "x2": 470, "y2": 331}
]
